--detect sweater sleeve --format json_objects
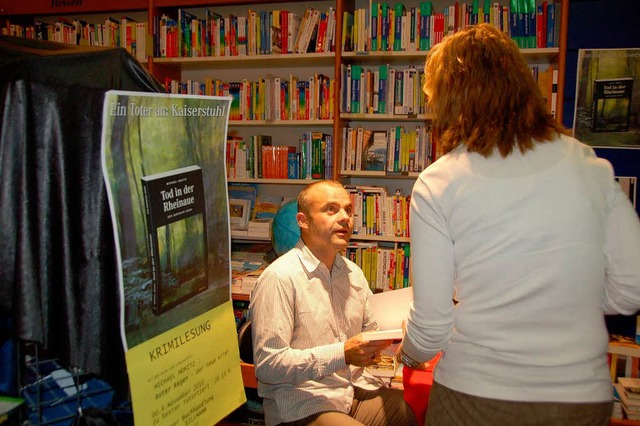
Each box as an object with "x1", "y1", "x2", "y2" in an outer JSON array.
[
  {"x1": 402, "y1": 173, "x2": 455, "y2": 363},
  {"x1": 602, "y1": 183, "x2": 640, "y2": 315}
]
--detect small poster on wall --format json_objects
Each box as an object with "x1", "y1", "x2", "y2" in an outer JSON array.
[
  {"x1": 101, "y1": 91, "x2": 245, "y2": 426},
  {"x1": 574, "y1": 48, "x2": 640, "y2": 217},
  {"x1": 573, "y1": 48, "x2": 640, "y2": 148}
]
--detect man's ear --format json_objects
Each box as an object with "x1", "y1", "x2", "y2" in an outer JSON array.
[{"x1": 297, "y1": 211, "x2": 308, "y2": 229}]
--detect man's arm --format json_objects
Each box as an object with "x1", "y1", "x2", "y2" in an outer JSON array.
[{"x1": 250, "y1": 268, "x2": 393, "y2": 385}]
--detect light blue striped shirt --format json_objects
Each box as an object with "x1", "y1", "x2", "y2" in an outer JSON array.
[{"x1": 249, "y1": 241, "x2": 380, "y2": 425}]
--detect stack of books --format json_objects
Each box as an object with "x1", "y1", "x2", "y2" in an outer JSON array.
[
  {"x1": 231, "y1": 250, "x2": 268, "y2": 295},
  {"x1": 247, "y1": 219, "x2": 272, "y2": 239},
  {"x1": 612, "y1": 384, "x2": 624, "y2": 419},
  {"x1": 615, "y1": 377, "x2": 640, "y2": 420}
]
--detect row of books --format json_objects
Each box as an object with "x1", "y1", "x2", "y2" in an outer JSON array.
[
  {"x1": 342, "y1": 0, "x2": 561, "y2": 53},
  {"x1": 163, "y1": 64, "x2": 552, "y2": 122},
  {"x1": 165, "y1": 74, "x2": 335, "y2": 122},
  {"x1": 346, "y1": 241, "x2": 412, "y2": 291},
  {"x1": 1, "y1": 17, "x2": 148, "y2": 62},
  {"x1": 342, "y1": 125, "x2": 435, "y2": 174},
  {"x1": 1, "y1": 0, "x2": 561, "y2": 58},
  {"x1": 226, "y1": 132, "x2": 332, "y2": 180},
  {"x1": 154, "y1": 6, "x2": 337, "y2": 58},
  {"x1": 231, "y1": 241, "x2": 413, "y2": 300},
  {"x1": 341, "y1": 64, "x2": 429, "y2": 116},
  {"x1": 346, "y1": 186, "x2": 411, "y2": 238},
  {"x1": 228, "y1": 181, "x2": 411, "y2": 238},
  {"x1": 531, "y1": 64, "x2": 559, "y2": 117}
]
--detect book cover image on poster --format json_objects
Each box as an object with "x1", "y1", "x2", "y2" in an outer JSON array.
[
  {"x1": 141, "y1": 165, "x2": 208, "y2": 315},
  {"x1": 573, "y1": 48, "x2": 640, "y2": 147},
  {"x1": 591, "y1": 78, "x2": 633, "y2": 133}
]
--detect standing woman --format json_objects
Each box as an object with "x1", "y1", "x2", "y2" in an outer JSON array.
[{"x1": 397, "y1": 24, "x2": 640, "y2": 425}]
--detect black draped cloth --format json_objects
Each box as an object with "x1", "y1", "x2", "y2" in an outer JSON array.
[{"x1": 0, "y1": 35, "x2": 165, "y2": 395}]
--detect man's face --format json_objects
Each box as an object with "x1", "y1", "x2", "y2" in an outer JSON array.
[{"x1": 298, "y1": 184, "x2": 354, "y2": 253}]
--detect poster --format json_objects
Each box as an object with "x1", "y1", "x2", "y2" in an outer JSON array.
[
  {"x1": 101, "y1": 91, "x2": 245, "y2": 425},
  {"x1": 573, "y1": 48, "x2": 640, "y2": 148}
]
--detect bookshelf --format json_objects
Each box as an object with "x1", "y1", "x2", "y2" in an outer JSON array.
[
  {"x1": 0, "y1": 0, "x2": 569, "y2": 292},
  {"x1": 334, "y1": 0, "x2": 568, "y2": 290},
  {"x1": 1, "y1": 0, "x2": 572, "y2": 409}
]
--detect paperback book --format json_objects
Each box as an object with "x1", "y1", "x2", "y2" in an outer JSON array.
[
  {"x1": 141, "y1": 165, "x2": 208, "y2": 314},
  {"x1": 591, "y1": 78, "x2": 633, "y2": 133},
  {"x1": 362, "y1": 286, "x2": 413, "y2": 341},
  {"x1": 362, "y1": 130, "x2": 388, "y2": 171}
]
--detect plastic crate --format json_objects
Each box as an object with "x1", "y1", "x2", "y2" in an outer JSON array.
[{"x1": 21, "y1": 367, "x2": 114, "y2": 426}]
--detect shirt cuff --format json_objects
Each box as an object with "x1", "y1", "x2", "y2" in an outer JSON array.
[
  {"x1": 322, "y1": 342, "x2": 348, "y2": 374},
  {"x1": 402, "y1": 333, "x2": 441, "y2": 364}
]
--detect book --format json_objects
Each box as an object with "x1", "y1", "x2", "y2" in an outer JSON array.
[
  {"x1": 615, "y1": 381, "x2": 640, "y2": 420},
  {"x1": 362, "y1": 328, "x2": 403, "y2": 341},
  {"x1": 362, "y1": 130, "x2": 388, "y2": 171},
  {"x1": 618, "y1": 377, "x2": 640, "y2": 399},
  {"x1": 252, "y1": 195, "x2": 282, "y2": 220},
  {"x1": 247, "y1": 218, "x2": 273, "y2": 238},
  {"x1": 590, "y1": 77, "x2": 634, "y2": 133},
  {"x1": 228, "y1": 183, "x2": 258, "y2": 216},
  {"x1": 362, "y1": 286, "x2": 413, "y2": 341},
  {"x1": 141, "y1": 165, "x2": 208, "y2": 315},
  {"x1": 229, "y1": 198, "x2": 251, "y2": 230}
]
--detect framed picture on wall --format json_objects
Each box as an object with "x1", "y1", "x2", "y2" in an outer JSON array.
[
  {"x1": 229, "y1": 198, "x2": 251, "y2": 230},
  {"x1": 573, "y1": 48, "x2": 640, "y2": 148}
]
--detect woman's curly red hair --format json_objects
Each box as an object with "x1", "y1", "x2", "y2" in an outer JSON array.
[{"x1": 424, "y1": 24, "x2": 567, "y2": 158}]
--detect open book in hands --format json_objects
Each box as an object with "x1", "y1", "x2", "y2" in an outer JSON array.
[{"x1": 362, "y1": 287, "x2": 413, "y2": 341}]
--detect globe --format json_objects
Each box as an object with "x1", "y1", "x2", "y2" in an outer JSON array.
[{"x1": 272, "y1": 200, "x2": 300, "y2": 256}]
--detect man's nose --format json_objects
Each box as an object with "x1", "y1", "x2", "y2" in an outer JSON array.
[{"x1": 337, "y1": 209, "x2": 351, "y2": 222}]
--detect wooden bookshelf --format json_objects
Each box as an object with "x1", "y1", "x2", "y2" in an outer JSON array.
[{"x1": 0, "y1": 0, "x2": 572, "y2": 419}]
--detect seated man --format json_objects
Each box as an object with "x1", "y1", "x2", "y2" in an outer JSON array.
[{"x1": 250, "y1": 180, "x2": 418, "y2": 426}]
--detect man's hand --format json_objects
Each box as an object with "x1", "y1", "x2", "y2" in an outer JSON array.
[{"x1": 344, "y1": 334, "x2": 394, "y2": 367}]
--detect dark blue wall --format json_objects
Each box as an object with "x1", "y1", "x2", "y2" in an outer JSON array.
[{"x1": 564, "y1": 1, "x2": 640, "y2": 336}]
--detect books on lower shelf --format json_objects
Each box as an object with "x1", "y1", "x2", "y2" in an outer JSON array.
[
  {"x1": 609, "y1": 336, "x2": 640, "y2": 382},
  {"x1": 365, "y1": 352, "x2": 399, "y2": 379},
  {"x1": 231, "y1": 246, "x2": 269, "y2": 295},
  {"x1": 612, "y1": 383, "x2": 624, "y2": 419},
  {"x1": 618, "y1": 378, "x2": 640, "y2": 397},
  {"x1": 248, "y1": 219, "x2": 273, "y2": 238},
  {"x1": 615, "y1": 380, "x2": 640, "y2": 421},
  {"x1": 346, "y1": 240, "x2": 411, "y2": 291}
]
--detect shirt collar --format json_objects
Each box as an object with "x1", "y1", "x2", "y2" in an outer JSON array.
[{"x1": 295, "y1": 240, "x2": 347, "y2": 276}]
